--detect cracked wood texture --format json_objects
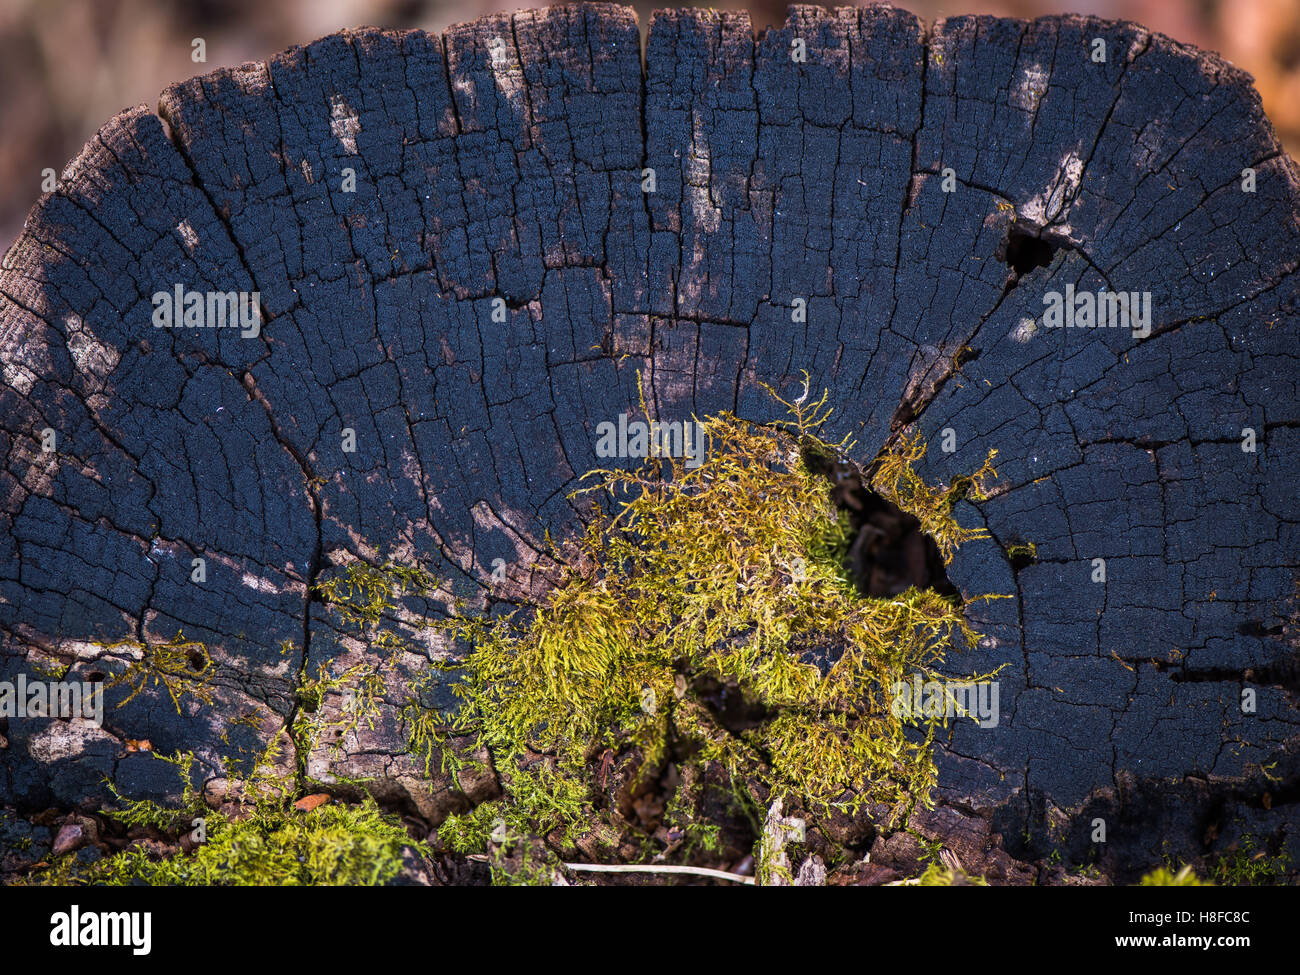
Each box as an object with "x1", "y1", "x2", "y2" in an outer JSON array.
[{"x1": 3, "y1": 3, "x2": 1299, "y2": 875}]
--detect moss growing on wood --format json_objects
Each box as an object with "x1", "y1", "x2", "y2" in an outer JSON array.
[
  {"x1": 314, "y1": 561, "x2": 437, "y2": 652},
  {"x1": 1004, "y1": 541, "x2": 1038, "y2": 568},
  {"x1": 421, "y1": 380, "x2": 1003, "y2": 878},
  {"x1": 30, "y1": 383, "x2": 1003, "y2": 886},
  {"x1": 1210, "y1": 834, "x2": 1289, "y2": 886},
  {"x1": 293, "y1": 660, "x2": 386, "y2": 766},
  {"x1": 29, "y1": 748, "x2": 422, "y2": 886},
  {"x1": 1138, "y1": 865, "x2": 1212, "y2": 886},
  {"x1": 907, "y1": 861, "x2": 990, "y2": 886},
  {"x1": 100, "y1": 632, "x2": 214, "y2": 713}
]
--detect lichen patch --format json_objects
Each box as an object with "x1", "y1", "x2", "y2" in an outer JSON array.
[{"x1": 330, "y1": 96, "x2": 361, "y2": 155}]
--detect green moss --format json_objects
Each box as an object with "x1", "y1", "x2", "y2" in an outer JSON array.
[
  {"x1": 313, "y1": 561, "x2": 436, "y2": 650},
  {"x1": 293, "y1": 660, "x2": 386, "y2": 770},
  {"x1": 99, "y1": 632, "x2": 214, "y2": 713},
  {"x1": 402, "y1": 693, "x2": 461, "y2": 778},
  {"x1": 1004, "y1": 541, "x2": 1038, "y2": 564},
  {"x1": 409, "y1": 378, "x2": 1003, "y2": 880},
  {"x1": 867, "y1": 422, "x2": 998, "y2": 563},
  {"x1": 29, "y1": 379, "x2": 1009, "y2": 886},
  {"x1": 1210, "y1": 835, "x2": 1288, "y2": 886},
  {"x1": 909, "y1": 861, "x2": 989, "y2": 886},
  {"x1": 1139, "y1": 865, "x2": 1212, "y2": 886},
  {"x1": 28, "y1": 748, "x2": 423, "y2": 886},
  {"x1": 439, "y1": 753, "x2": 591, "y2": 852},
  {"x1": 27, "y1": 653, "x2": 70, "y2": 681}
]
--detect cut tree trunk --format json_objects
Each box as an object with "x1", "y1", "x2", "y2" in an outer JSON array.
[{"x1": 2, "y1": 3, "x2": 1299, "y2": 882}]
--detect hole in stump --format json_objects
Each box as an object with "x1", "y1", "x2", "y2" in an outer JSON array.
[
  {"x1": 802, "y1": 447, "x2": 956, "y2": 600},
  {"x1": 1003, "y1": 226, "x2": 1058, "y2": 276},
  {"x1": 1006, "y1": 543, "x2": 1038, "y2": 572}
]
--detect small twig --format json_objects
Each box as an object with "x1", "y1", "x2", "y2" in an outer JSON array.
[{"x1": 563, "y1": 862, "x2": 755, "y2": 885}]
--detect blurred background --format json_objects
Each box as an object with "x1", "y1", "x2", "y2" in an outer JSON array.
[{"x1": 2, "y1": 0, "x2": 1298, "y2": 249}]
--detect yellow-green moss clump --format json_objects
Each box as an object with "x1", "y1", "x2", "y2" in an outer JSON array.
[
  {"x1": 426, "y1": 380, "x2": 1002, "y2": 875},
  {"x1": 32, "y1": 750, "x2": 422, "y2": 886},
  {"x1": 908, "y1": 861, "x2": 990, "y2": 886},
  {"x1": 1140, "y1": 834, "x2": 1289, "y2": 886},
  {"x1": 1138, "y1": 865, "x2": 1213, "y2": 886},
  {"x1": 100, "y1": 632, "x2": 214, "y2": 713},
  {"x1": 1210, "y1": 835, "x2": 1289, "y2": 885}
]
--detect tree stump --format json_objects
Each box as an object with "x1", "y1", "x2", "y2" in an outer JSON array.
[{"x1": 2, "y1": 3, "x2": 1299, "y2": 881}]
